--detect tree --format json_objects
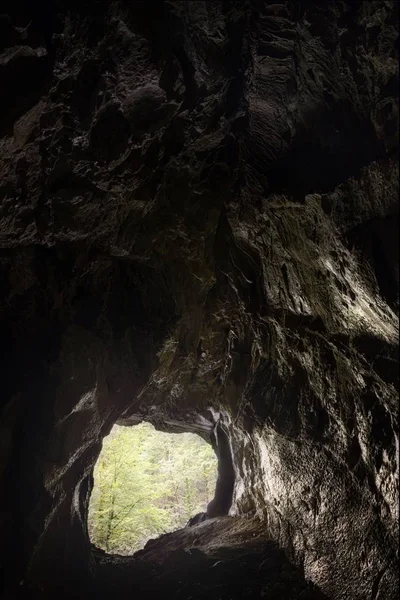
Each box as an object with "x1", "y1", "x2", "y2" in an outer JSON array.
[{"x1": 88, "y1": 423, "x2": 218, "y2": 554}]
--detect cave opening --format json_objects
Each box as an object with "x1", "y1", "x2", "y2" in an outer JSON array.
[{"x1": 88, "y1": 422, "x2": 218, "y2": 555}]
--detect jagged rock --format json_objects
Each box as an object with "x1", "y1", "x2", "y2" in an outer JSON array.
[
  {"x1": 0, "y1": 1, "x2": 398, "y2": 599},
  {"x1": 186, "y1": 512, "x2": 208, "y2": 527}
]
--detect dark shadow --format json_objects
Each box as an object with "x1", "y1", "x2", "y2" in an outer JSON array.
[
  {"x1": 0, "y1": 48, "x2": 53, "y2": 137},
  {"x1": 347, "y1": 213, "x2": 399, "y2": 310},
  {"x1": 92, "y1": 529, "x2": 330, "y2": 600},
  {"x1": 207, "y1": 422, "x2": 235, "y2": 518}
]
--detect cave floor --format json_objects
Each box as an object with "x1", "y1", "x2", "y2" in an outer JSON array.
[{"x1": 93, "y1": 517, "x2": 328, "y2": 599}]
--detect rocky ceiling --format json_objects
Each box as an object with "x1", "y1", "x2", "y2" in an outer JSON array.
[{"x1": 0, "y1": 1, "x2": 398, "y2": 599}]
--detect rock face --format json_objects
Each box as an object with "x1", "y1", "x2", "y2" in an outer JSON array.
[{"x1": 0, "y1": 1, "x2": 398, "y2": 599}]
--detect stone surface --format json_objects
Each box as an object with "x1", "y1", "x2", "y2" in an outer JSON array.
[
  {"x1": 0, "y1": 1, "x2": 398, "y2": 599},
  {"x1": 94, "y1": 517, "x2": 329, "y2": 599}
]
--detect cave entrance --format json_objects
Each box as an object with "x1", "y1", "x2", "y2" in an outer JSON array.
[{"x1": 88, "y1": 422, "x2": 218, "y2": 555}]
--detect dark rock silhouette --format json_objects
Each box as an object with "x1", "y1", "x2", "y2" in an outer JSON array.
[
  {"x1": 206, "y1": 421, "x2": 235, "y2": 518},
  {"x1": 186, "y1": 512, "x2": 208, "y2": 527}
]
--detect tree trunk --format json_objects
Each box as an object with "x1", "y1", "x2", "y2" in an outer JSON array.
[{"x1": 105, "y1": 459, "x2": 118, "y2": 551}]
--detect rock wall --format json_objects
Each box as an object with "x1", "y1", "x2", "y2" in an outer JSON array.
[{"x1": 0, "y1": 1, "x2": 398, "y2": 598}]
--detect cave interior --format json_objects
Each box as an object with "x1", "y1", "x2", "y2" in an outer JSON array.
[{"x1": 0, "y1": 1, "x2": 398, "y2": 599}]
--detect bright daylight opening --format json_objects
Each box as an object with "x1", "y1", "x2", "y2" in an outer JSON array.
[{"x1": 88, "y1": 422, "x2": 218, "y2": 555}]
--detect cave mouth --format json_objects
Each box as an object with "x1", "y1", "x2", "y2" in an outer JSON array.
[{"x1": 88, "y1": 422, "x2": 218, "y2": 555}]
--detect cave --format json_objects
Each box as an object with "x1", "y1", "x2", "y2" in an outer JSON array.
[{"x1": 0, "y1": 1, "x2": 398, "y2": 599}]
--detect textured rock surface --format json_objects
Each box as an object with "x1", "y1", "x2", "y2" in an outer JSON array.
[
  {"x1": 94, "y1": 517, "x2": 329, "y2": 599},
  {"x1": 0, "y1": 1, "x2": 398, "y2": 599}
]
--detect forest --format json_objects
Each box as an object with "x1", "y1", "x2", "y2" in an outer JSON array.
[{"x1": 88, "y1": 422, "x2": 218, "y2": 554}]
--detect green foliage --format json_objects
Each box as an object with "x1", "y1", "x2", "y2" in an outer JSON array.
[{"x1": 88, "y1": 423, "x2": 217, "y2": 555}]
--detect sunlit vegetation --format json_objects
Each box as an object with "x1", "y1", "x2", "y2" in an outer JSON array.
[{"x1": 88, "y1": 422, "x2": 218, "y2": 555}]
